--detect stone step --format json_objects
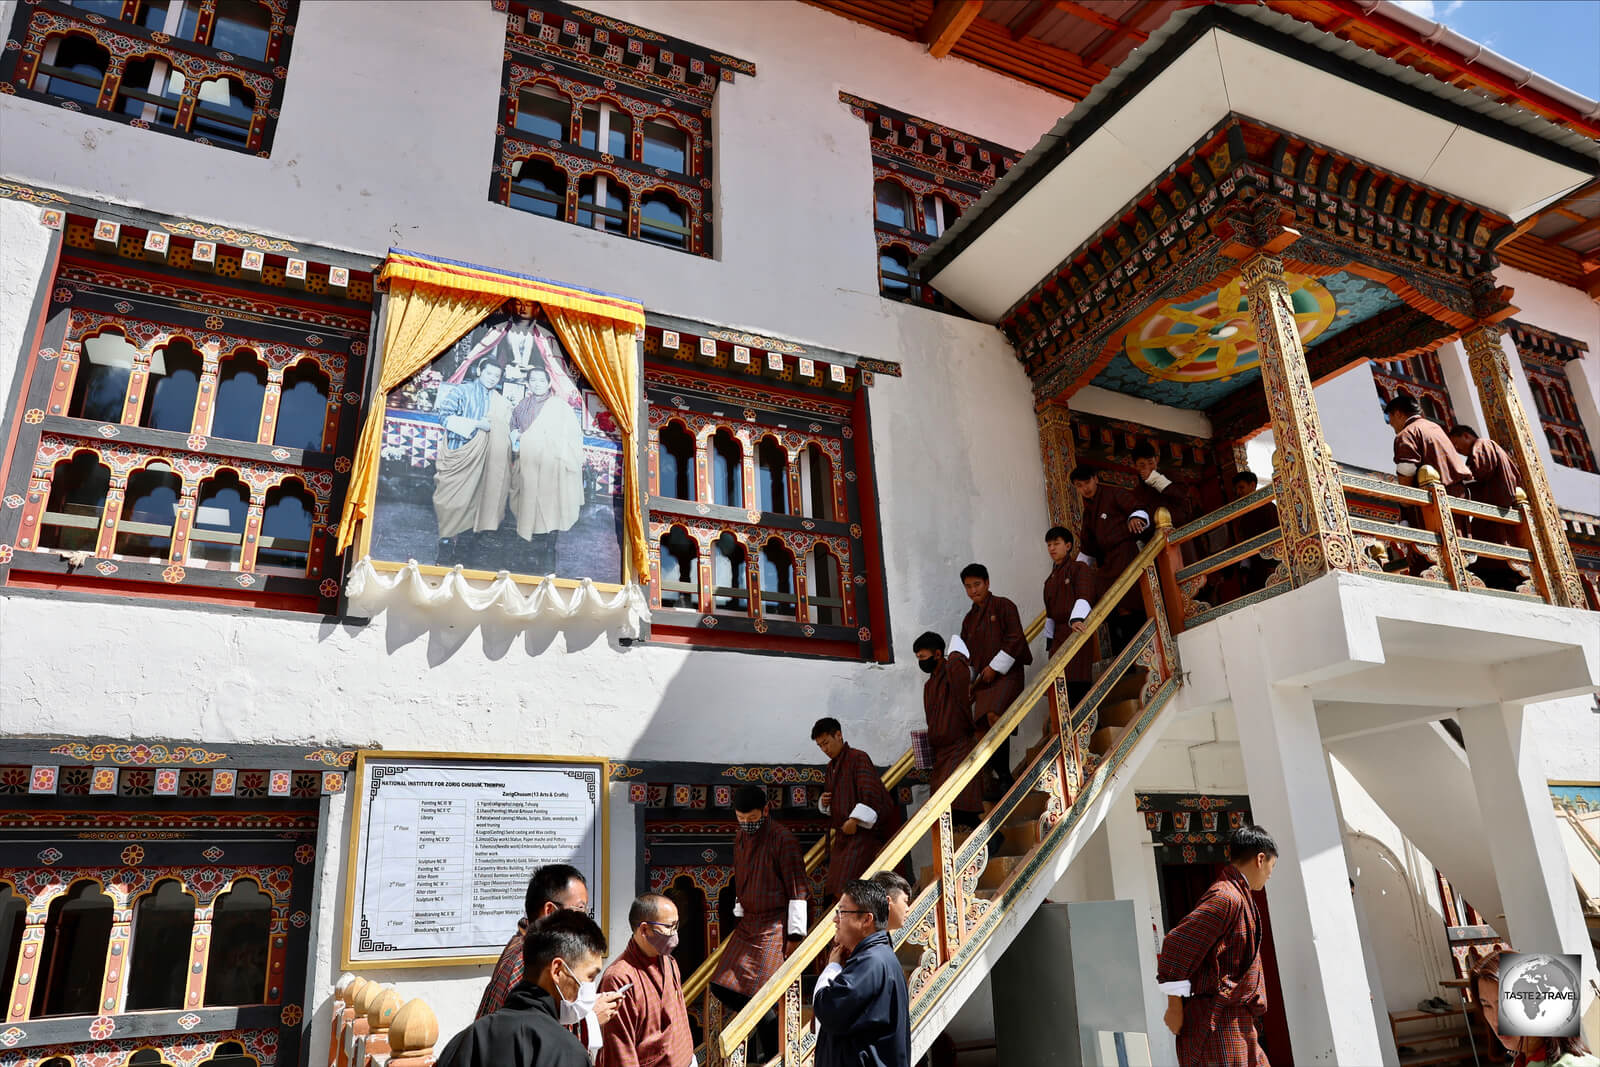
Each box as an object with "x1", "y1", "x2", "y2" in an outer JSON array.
[
  {"x1": 990, "y1": 819, "x2": 1040, "y2": 857},
  {"x1": 977, "y1": 853, "x2": 1024, "y2": 891}
]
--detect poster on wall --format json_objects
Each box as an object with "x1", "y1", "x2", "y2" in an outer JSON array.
[
  {"x1": 367, "y1": 299, "x2": 625, "y2": 582},
  {"x1": 341, "y1": 751, "x2": 608, "y2": 969}
]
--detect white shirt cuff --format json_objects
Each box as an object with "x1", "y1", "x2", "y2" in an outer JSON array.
[
  {"x1": 1076, "y1": 551, "x2": 1094, "y2": 565},
  {"x1": 813, "y1": 962, "x2": 844, "y2": 1034},
  {"x1": 818, "y1": 796, "x2": 830, "y2": 814},
  {"x1": 1396, "y1": 462, "x2": 1418, "y2": 477},
  {"x1": 947, "y1": 635, "x2": 970, "y2": 660},
  {"x1": 733, "y1": 902, "x2": 743, "y2": 918},
  {"x1": 848, "y1": 803, "x2": 877, "y2": 827},
  {"x1": 1144, "y1": 471, "x2": 1173, "y2": 491},
  {"x1": 1070, "y1": 598, "x2": 1090, "y2": 622},
  {"x1": 1043, "y1": 618, "x2": 1056, "y2": 640},
  {"x1": 990, "y1": 650, "x2": 1016, "y2": 674},
  {"x1": 1130, "y1": 509, "x2": 1150, "y2": 523},
  {"x1": 1158, "y1": 980, "x2": 1192, "y2": 997},
  {"x1": 787, "y1": 899, "x2": 807, "y2": 937}
]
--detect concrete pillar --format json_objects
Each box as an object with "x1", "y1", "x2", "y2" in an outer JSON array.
[
  {"x1": 1220, "y1": 621, "x2": 1385, "y2": 1065},
  {"x1": 1433, "y1": 339, "x2": 1489, "y2": 435},
  {"x1": 1103, "y1": 798, "x2": 1176, "y2": 1065},
  {"x1": 1324, "y1": 749, "x2": 1400, "y2": 1067},
  {"x1": 1457, "y1": 702, "x2": 1598, "y2": 1017}
]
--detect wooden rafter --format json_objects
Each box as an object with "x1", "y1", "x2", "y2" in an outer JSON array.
[
  {"x1": 1011, "y1": 0, "x2": 1054, "y2": 40},
  {"x1": 924, "y1": 0, "x2": 984, "y2": 58},
  {"x1": 1552, "y1": 214, "x2": 1600, "y2": 244},
  {"x1": 1083, "y1": 0, "x2": 1157, "y2": 64}
]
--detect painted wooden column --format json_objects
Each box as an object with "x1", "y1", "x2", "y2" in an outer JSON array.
[
  {"x1": 1462, "y1": 323, "x2": 1584, "y2": 608},
  {"x1": 694, "y1": 431, "x2": 712, "y2": 504},
  {"x1": 266, "y1": 904, "x2": 289, "y2": 1002},
  {"x1": 194, "y1": 347, "x2": 222, "y2": 436},
  {"x1": 696, "y1": 532, "x2": 713, "y2": 615},
  {"x1": 240, "y1": 499, "x2": 265, "y2": 572},
  {"x1": 98, "y1": 475, "x2": 127, "y2": 557},
  {"x1": 185, "y1": 901, "x2": 214, "y2": 1010},
  {"x1": 48, "y1": 337, "x2": 81, "y2": 417},
  {"x1": 123, "y1": 355, "x2": 152, "y2": 426},
  {"x1": 784, "y1": 449, "x2": 803, "y2": 519},
  {"x1": 170, "y1": 482, "x2": 198, "y2": 563},
  {"x1": 15, "y1": 464, "x2": 51, "y2": 552},
  {"x1": 1240, "y1": 251, "x2": 1359, "y2": 585},
  {"x1": 1034, "y1": 399, "x2": 1079, "y2": 532},
  {"x1": 5, "y1": 906, "x2": 48, "y2": 1021},
  {"x1": 744, "y1": 542, "x2": 761, "y2": 619},
  {"x1": 100, "y1": 899, "x2": 134, "y2": 1014},
  {"x1": 739, "y1": 431, "x2": 757, "y2": 512},
  {"x1": 259, "y1": 370, "x2": 283, "y2": 445},
  {"x1": 792, "y1": 543, "x2": 810, "y2": 624}
]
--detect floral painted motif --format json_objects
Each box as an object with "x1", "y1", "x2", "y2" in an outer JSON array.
[{"x1": 121, "y1": 845, "x2": 145, "y2": 865}]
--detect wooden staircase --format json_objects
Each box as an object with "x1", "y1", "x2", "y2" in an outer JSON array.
[{"x1": 1389, "y1": 1007, "x2": 1493, "y2": 1067}]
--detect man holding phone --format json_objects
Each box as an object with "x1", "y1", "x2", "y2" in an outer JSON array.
[{"x1": 596, "y1": 893, "x2": 695, "y2": 1067}]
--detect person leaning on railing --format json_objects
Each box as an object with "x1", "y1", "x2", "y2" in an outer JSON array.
[
  {"x1": 1385, "y1": 393, "x2": 1473, "y2": 572},
  {"x1": 1448, "y1": 424, "x2": 1525, "y2": 590},
  {"x1": 1041, "y1": 526, "x2": 1096, "y2": 708}
]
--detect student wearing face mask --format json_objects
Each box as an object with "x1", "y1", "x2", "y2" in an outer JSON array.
[
  {"x1": 597, "y1": 894, "x2": 695, "y2": 1067},
  {"x1": 437, "y1": 909, "x2": 609, "y2": 1067}
]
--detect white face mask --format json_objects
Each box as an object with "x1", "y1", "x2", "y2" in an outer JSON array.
[{"x1": 556, "y1": 959, "x2": 599, "y2": 1025}]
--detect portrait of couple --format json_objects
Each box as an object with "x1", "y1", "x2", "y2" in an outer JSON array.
[{"x1": 370, "y1": 299, "x2": 625, "y2": 582}]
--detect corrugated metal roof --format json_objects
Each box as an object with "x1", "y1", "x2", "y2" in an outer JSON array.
[{"x1": 915, "y1": 1, "x2": 1600, "y2": 279}]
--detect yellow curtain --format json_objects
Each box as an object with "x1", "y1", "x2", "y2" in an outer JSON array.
[
  {"x1": 544, "y1": 306, "x2": 647, "y2": 584},
  {"x1": 335, "y1": 281, "x2": 506, "y2": 553}
]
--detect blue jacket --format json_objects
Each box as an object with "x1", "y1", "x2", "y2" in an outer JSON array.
[{"x1": 814, "y1": 930, "x2": 911, "y2": 1067}]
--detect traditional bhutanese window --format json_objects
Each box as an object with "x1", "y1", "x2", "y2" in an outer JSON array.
[
  {"x1": 1510, "y1": 321, "x2": 1597, "y2": 474},
  {"x1": 0, "y1": 743, "x2": 336, "y2": 1066},
  {"x1": 1370, "y1": 348, "x2": 1457, "y2": 428},
  {"x1": 489, "y1": 0, "x2": 756, "y2": 258},
  {"x1": 1, "y1": 0, "x2": 300, "y2": 156},
  {"x1": 841, "y1": 92, "x2": 1021, "y2": 312},
  {"x1": 0, "y1": 209, "x2": 375, "y2": 613},
  {"x1": 643, "y1": 318, "x2": 897, "y2": 661}
]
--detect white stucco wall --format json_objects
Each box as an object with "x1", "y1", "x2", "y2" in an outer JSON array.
[{"x1": 0, "y1": 0, "x2": 1071, "y2": 1047}]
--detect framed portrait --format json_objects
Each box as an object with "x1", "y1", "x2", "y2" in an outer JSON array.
[{"x1": 365, "y1": 299, "x2": 627, "y2": 584}]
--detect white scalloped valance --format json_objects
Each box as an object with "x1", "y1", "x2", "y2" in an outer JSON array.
[{"x1": 344, "y1": 559, "x2": 650, "y2": 639}]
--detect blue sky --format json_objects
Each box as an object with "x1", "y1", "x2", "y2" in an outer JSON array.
[{"x1": 1391, "y1": 0, "x2": 1600, "y2": 99}]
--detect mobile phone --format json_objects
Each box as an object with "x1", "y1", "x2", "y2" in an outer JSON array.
[{"x1": 610, "y1": 982, "x2": 632, "y2": 994}]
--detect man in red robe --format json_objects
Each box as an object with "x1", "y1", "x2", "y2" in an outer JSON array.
[
  {"x1": 1157, "y1": 826, "x2": 1278, "y2": 1067},
  {"x1": 597, "y1": 894, "x2": 694, "y2": 1067},
  {"x1": 1071, "y1": 465, "x2": 1150, "y2": 649},
  {"x1": 813, "y1": 717, "x2": 902, "y2": 900},
  {"x1": 960, "y1": 563, "x2": 1033, "y2": 798},
  {"x1": 1041, "y1": 526, "x2": 1095, "y2": 707},
  {"x1": 913, "y1": 631, "x2": 984, "y2": 831},
  {"x1": 710, "y1": 785, "x2": 808, "y2": 1064},
  {"x1": 1222, "y1": 471, "x2": 1280, "y2": 600},
  {"x1": 1385, "y1": 394, "x2": 1473, "y2": 572},
  {"x1": 1450, "y1": 424, "x2": 1525, "y2": 589},
  {"x1": 1132, "y1": 441, "x2": 1194, "y2": 527}
]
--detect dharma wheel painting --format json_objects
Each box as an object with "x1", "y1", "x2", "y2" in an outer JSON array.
[{"x1": 368, "y1": 299, "x2": 625, "y2": 582}]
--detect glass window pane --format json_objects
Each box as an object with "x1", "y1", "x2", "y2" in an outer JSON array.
[
  {"x1": 204, "y1": 881, "x2": 270, "y2": 1006},
  {"x1": 0, "y1": 885, "x2": 24, "y2": 1008},
  {"x1": 32, "y1": 881, "x2": 112, "y2": 1018},
  {"x1": 509, "y1": 158, "x2": 567, "y2": 221},
  {"x1": 70, "y1": 0, "x2": 128, "y2": 17},
  {"x1": 115, "y1": 57, "x2": 182, "y2": 125},
  {"x1": 39, "y1": 452, "x2": 110, "y2": 553},
  {"x1": 879, "y1": 250, "x2": 910, "y2": 298},
  {"x1": 257, "y1": 482, "x2": 312, "y2": 574},
  {"x1": 606, "y1": 109, "x2": 631, "y2": 158},
  {"x1": 212, "y1": 350, "x2": 266, "y2": 441},
  {"x1": 39, "y1": 36, "x2": 108, "y2": 105},
  {"x1": 515, "y1": 86, "x2": 570, "y2": 141},
  {"x1": 190, "y1": 473, "x2": 249, "y2": 566},
  {"x1": 642, "y1": 121, "x2": 688, "y2": 173},
  {"x1": 192, "y1": 77, "x2": 254, "y2": 147},
  {"x1": 176, "y1": 0, "x2": 200, "y2": 40},
  {"x1": 576, "y1": 176, "x2": 627, "y2": 233},
  {"x1": 71, "y1": 330, "x2": 138, "y2": 421},
  {"x1": 580, "y1": 105, "x2": 600, "y2": 151},
  {"x1": 210, "y1": 0, "x2": 272, "y2": 59},
  {"x1": 126, "y1": 880, "x2": 195, "y2": 1011},
  {"x1": 141, "y1": 338, "x2": 202, "y2": 432},
  {"x1": 640, "y1": 192, "x2": 688, "y2": 250},
  {"x1": 274, "y1": 362, "x2": 330, "y2": 452},
  {"x1": 134, "y1": 0, "x2": 170, "y2": 30},
  {"x1": 115, "y1": 465, "x2": 181, "y2": 560},
  {"x1": 874, "y1": 180, "x2": 908, "y2": 227}
]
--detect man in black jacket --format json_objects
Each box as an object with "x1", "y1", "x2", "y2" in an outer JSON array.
[
  {"x1": 814, "y1": 878, "x2": 910, "y2": 1067},
  {"x1": 437, "y1": 910, "x2": 608, "y2": 1067}
]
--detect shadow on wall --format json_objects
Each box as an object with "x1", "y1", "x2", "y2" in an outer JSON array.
[
  {"x1": 317, "y1": 599, "x2": 623, "y2": 667},
  {"x1": 1347, "y1": 832, "x2": 1452, "y2": 1014}
]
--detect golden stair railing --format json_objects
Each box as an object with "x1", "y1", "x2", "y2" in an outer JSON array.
[
  {"x1": 681, "y1": 614, "x2": 1047, "y2": 1038},
  {"x1": 713, "y1": 514, "x2": 1183, "y2": 1066}
]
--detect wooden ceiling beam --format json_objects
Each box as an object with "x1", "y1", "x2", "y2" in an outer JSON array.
[
  {"x1": 1083, "y1": 0, "x2": 1157, "y2": 64},
  {"x1": 1053, "y1": 0, "x2": 1150, "y2": 40},
  {"x1": 1010, "y1": 0, "x2": 1054, "y2": 40},
  {"x1": 923, "y1": 0, "x2": 984, "y2": 58},
  {"x1": 1552, "y1": 214, "x2": 1600, "y2": 244}
]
